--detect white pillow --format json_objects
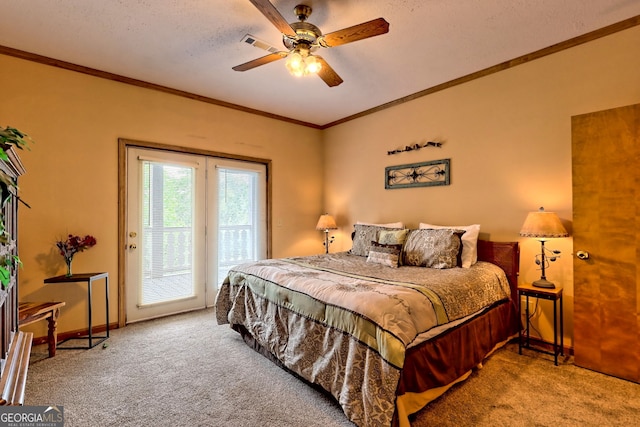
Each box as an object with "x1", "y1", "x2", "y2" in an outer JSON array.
[
  {"x1": 419, "y1": 223, "x2": 480, "y2": 268},
  {"x1": 356, "y1": 221, "x2": 404, "y2": 229}
]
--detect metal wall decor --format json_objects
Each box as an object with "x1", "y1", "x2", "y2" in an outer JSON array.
[
  {"x1": 387, "y1": 141, "x2": 442, "y2": 155},
  {"x1": 385, "y1": 158, "x2": 450, "y2": 189}
]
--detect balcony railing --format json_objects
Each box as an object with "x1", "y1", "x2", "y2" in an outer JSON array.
[
  {"x1": 143, "y1": 226, "x2": 192, "y2": 277},
  {"x1": 141, "y1": 224, "x2": 256, "y2": 301}
]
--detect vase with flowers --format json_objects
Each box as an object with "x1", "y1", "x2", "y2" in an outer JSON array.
[{"x1": 55, "y1": 234, "x2": 97, "y2": 277}]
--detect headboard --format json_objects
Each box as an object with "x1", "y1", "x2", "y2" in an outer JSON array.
[{"x1": 477, "y1": 240, "x2": 520, "y2": 306}]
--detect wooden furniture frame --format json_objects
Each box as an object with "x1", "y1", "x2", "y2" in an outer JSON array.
[
  {"x1": 0, "y1": 331, "x2": 31, "y2": 405},
  {"x1": 0, "y1": 147, "x2": 28, "y2": 405},
  {"x1": 18, "y1": 301, "x2": 65, "y2": 357}
]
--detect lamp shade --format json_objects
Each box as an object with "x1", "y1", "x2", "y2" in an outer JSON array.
[
  {"x1": 519, "y1": 207, "x2": 568, "y2": 238},
  {"x1": 316, "y1": 214, "x2": 337, "y2": 231}
]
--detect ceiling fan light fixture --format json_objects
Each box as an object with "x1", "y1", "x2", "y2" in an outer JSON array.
[
  {"x1": 285, "y1": 50, "x2": 321, "y2": 77},
  {"x1": 285, "y1": 51, "x2": 304, "y2": 76},
  {"x1": 305, "y1": 55, "x2": 321, "y2": 74}
]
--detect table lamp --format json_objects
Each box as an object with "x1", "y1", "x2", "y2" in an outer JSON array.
[
  {"x1": 519, "y1": 207, "x2": 569, "y2": 288},
  {"x1": 316, "y1": 214, "x2": 337, "y2": 254}
]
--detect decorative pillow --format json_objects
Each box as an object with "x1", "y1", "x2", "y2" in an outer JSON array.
[
  {"x1": 366, "y1": 241, "x2": 401, "y2": 268},
  {"x1": 370, "y1": 240, "x2": 403, "y2": 252},
  {"x1": 350, "y1": 224, "x2": 401, "y2": 256},
  {"x1": 378, "y1": 229, "x2": 409, "y2": 246},
  {"x1": 419, "y1": 223, "x2": 480, "y2": 268},
  {"x1": 356, "y1": 221, "x2": 404, "y2": 229},
  {"x1": 402, "y1": 228, "x2": 465, "y2": 269}
]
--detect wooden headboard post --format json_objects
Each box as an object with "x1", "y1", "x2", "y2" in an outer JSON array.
[{"x1": 477, "y1": 240, "x2": 520, "y2": 307}]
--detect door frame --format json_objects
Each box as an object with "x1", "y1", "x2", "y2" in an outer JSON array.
[{"x1": 117, "y1": 138, "x2": 272, "y2": 327}]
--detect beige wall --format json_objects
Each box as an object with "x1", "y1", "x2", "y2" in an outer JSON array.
[
  {"x1": 1, "y1": 55, "x2": 324, "y2": 336},
  {"x1": 322, "y1": 26, "x2": 640, "y2": 347}
]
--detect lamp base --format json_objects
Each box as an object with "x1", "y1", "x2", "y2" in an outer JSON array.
[{"x1": 532, "y1": 278, "x2": 556, "y2": 289}]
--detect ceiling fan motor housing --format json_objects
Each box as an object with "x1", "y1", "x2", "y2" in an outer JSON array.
[{"x1": 283, "y1": 21, "x2": 322, "y2": 50}]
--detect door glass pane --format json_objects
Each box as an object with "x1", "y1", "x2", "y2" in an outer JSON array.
[
  {"x1": 141, "y1": 161, "x2": 194, "y2": 305},
  {"x1": 217, "y1": 168, "x2": 260, "y2": 286}
]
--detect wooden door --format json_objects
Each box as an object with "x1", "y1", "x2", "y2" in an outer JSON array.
[{"x1": 572, "y1": 103, "x2": 639, "y2": 382}]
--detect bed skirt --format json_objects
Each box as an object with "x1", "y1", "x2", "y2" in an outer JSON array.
[
  {"x1": 395, "y1": 299, "x2": 518, "y2": 426},
  {"x1": 230, "y1": 299, "x2": 518, "y2": 427}
]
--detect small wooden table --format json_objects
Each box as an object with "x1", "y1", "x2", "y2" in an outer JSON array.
[
  {"x1": 45, "y1": 272, "x2": 109, "y2": 349},
  {"x1": 18, "y1": 301, "x2": 66, "y2": 357},
  {"x1": 518, "y1": 283, "x2": 564, "y2": 365}
]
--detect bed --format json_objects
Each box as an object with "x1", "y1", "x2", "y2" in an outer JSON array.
[{"x1": 215, "y1": 225, "x2": 520, "y2": 427}]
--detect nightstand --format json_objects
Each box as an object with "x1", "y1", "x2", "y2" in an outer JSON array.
[{"x1": 518, "y1": 283, "x2": 563, "y2": 365}]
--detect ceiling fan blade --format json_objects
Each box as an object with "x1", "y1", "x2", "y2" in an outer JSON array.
[
  {"x1": 248, "y1": 0, "x2": 297, "y2": 38},
  {"x1": 232, "y1": 52, "x2": 286, "y2": 71},
  {"x1": 320, "y1": 18, "x2": 390, "y2": 47},
  {"x1": 315, "y1": 56, "x2": 343, "y2": 87}
]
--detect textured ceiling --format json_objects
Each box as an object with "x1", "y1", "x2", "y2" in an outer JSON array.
[{"x1": 1, "y1": 1, "x2": 639, "y2": 127}]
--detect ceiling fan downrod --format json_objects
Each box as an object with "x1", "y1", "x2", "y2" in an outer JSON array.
[{"x1": 294, "y1": 4, "x2": 312, "y2": 22}]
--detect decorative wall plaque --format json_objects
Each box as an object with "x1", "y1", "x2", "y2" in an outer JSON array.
[{"x1": 385, "y1": 158, "x2": 450, "y2": 189}]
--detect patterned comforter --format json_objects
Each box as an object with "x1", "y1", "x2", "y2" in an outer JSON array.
[{"x1": 215, "y1": 252, "x2": 511, "y2": 426}]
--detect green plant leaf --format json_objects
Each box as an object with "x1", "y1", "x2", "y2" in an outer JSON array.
[
  {"x1": 10, "y1": 255, "x2": 22, "y2": 269},
  {"x1": 0, "y1": 266, "x2": 9, "y2": 288},
  {"x1": 0, "y1": 126, "x2": 33, "y2": 150}
]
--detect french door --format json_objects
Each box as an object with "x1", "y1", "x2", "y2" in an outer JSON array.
[
  {"x1": 205, "y1": 157, "x2": 267, "y2": 303},
  {"x1": 126, "y1": 147, "x2": 266, "y2": 322}
]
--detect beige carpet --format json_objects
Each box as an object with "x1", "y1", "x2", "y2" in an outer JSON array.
[{"x1": 25, "y1": 308, "x2": 639, "y2": 426}]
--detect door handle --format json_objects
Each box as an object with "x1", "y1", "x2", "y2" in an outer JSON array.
[
  {"x1": 129, "y1": 244, "x2": 137, "y2": 250},
  {"x1": 576, "y1": 250, "x2": 589, "y2": 260}
]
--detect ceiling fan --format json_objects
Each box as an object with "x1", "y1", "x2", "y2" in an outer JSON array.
[{"x1": 233, "y1": 0, "x2": 390, "y2": 87}]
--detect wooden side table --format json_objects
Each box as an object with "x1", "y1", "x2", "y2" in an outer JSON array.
[
  {"x1": 44, "y1": 272, "x2": 109, "y2": 349},
  {"x1": 518, "y1": 283, "x2": 564, "y2": 365}
]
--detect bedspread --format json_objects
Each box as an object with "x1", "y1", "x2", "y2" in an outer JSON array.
[{"x1": 215, "y1": 252, "x2": 511, "y2": 426}]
